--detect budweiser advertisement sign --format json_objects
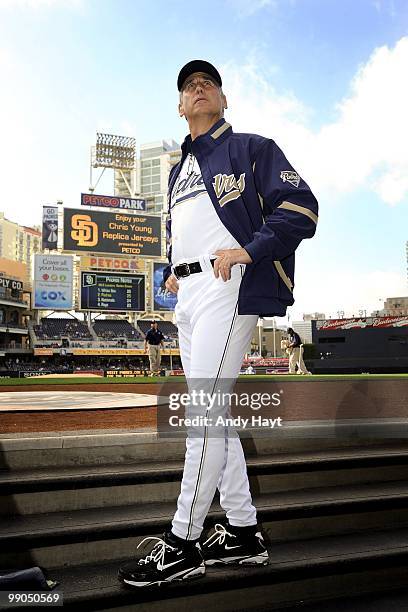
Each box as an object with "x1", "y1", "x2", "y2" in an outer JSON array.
[
  {"x1": 242, "y1": 357, "x2": 289, "y2": 366},
  {"x1": 316, "y1": 316, "x2": 408, "y2": 330}
]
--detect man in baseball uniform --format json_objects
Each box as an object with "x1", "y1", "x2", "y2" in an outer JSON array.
[
  {"x1": 144, "y1": 321, "x2": 165, "y2": 375},
  {"x1": 119, "y1": 60, "x2": 318, "y2": 588},
  {"x1": 287, "y1": 327, "x2": 310, "y2": 375}
]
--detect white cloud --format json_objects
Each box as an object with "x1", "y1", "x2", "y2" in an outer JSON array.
[
  {"x1": 224, "y1": 37, "x2": 408, "y2": 207},
  {"x1": 374, "y1": 168, "x2": 408, "y2": 206}
]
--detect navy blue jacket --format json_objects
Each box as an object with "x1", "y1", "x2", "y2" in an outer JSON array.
[
  {"x1": 288, "y1": 330, "x2": 302, "y2": 347},
  {"x1": 163, "y1": 118, "x2": 318, "y2": 316}
]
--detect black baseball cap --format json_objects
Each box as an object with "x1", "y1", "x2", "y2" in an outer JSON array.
[{"x1": 177, "y1": 60, "x2": 222, "y2": 91}]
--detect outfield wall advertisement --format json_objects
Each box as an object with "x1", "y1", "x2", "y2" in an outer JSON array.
[
  {"x1": 316, "y1": 316, "x2": 408, "y2": 330},
  {"x1": 70, "y1": 348, "x2": 179, "y2": 356}
]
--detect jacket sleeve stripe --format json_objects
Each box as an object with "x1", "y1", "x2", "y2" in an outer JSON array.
[
  {"x1": 211, "y1": 122, "x2": 231, "y2": 140},
  {"x1": 273, "y1": 260, "x2": 293, "y2": 292},
  {"x1": 252, "y1": 161, "x2": 265, "y2": 213},
  {"x1": 277, "y1": 201, "x2": 318, "y2": 224}
]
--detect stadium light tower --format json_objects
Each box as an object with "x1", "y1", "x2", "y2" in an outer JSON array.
[{"x1": 89, "y1": 132, "x2": 137, "y2": 196}]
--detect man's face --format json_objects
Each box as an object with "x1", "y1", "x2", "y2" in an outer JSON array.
[{"x1": 178, "y1": 71, "x2": 227, "y2": 122}]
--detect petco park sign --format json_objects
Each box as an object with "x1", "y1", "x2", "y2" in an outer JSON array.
[
  {"x1": 81, "y1": 193, "x2": 146, "y2": 211},
  {"x1": 80, "y1": 256, "x2": 144, "y2": 272}
]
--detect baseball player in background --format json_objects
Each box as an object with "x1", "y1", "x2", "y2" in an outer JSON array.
[
  {"x1": 144, "y1": 321, "x2": 165, "y2": 375},
  {"x1": 286, "y1": 327, "x2": 310, "y2": 375},
  {"x1": 119, "y1": 60, "x2": 318, "y2": 588}
]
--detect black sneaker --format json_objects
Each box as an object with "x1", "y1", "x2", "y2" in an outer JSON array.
[
  {"x1": 202, "y1": 523, "x2": 269, "y2": 566},
  {"x1": 118, "y1": 531, "x2": 205, "y2": 588}
]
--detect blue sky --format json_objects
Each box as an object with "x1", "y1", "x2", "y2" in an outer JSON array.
[{"x1": 0, "y1": 0, "x2": 407, "y2": 321}]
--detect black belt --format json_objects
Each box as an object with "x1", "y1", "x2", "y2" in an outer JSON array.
[{"x1": 173, "y1": 258, "x2": 216, "y2": 279}]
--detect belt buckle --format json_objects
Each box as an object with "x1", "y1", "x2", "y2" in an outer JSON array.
[{"x1": 175, "y1": 262, "x2": 190, "y2": 279}]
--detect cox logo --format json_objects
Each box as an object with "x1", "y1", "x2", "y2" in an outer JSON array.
[{"x1": 41, "y1": 291, "x2": 67, "y2": 301}]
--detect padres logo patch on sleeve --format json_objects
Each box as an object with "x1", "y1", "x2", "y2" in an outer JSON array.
[{"x1": 280, "y1": 170, "x2": 300, "y2": 188}]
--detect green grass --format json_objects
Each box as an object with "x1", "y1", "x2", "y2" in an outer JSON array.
[{"x1": 0, "y1": 373, "x2": 407, "y2": 386}]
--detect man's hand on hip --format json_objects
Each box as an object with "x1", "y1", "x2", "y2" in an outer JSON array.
[
  {"x1": 214, "y1": 248, "x2": 252, "y2": 281},
  {"x1": 165, "y1": 274, "x2": 179, "y2": 294}
]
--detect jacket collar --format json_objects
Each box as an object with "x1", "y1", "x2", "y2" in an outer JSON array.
[{"x1": 181, "y1": 117, "x2": 232, "y2": 160}]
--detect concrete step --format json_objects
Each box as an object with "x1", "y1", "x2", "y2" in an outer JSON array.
[
  {"x1": 1, "y1": 444, "x2": 408, "y2": 514},
  {"x1": 2, "y1": 481, "x2": 408, "y2": 569},
  {"x1": 279, "y1": 585, "x2": 408, "y2": 611},
  {"x1": 1, "y1": 429, "x2": 405, "y2": 470},
  {"x1": 4, "y1": 527, "x2": 408, "y2": 612}
]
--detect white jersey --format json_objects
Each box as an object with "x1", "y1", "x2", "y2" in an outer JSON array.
[{"x1": 170, "y1": 153, "x2": 241, "y2": 265}]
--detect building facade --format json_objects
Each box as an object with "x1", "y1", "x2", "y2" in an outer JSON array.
[
  {"x1": 114, "y1": 139, "x2": 181, "y2": 213},
  {"x1": 0, "y1": 213, "x2": 41, "y2": 289},
  {"x1": 381, "y1": 296, "x2": 408, "y2": 316},
  {"x1": 291, "y1": 321, "x2": 313, "y2": 344},
  {"x1": 112, "y1": 139, "x2": 181, "y2": 317}
]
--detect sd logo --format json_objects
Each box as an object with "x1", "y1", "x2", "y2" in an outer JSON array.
[{"x1": 71, "y1": 214, "x2": 98, "y2": 247}]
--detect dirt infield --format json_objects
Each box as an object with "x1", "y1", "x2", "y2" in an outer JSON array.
[
  {"x1": 0, "y1": 383, "x2": 159, "y2": 433},
  {"x1": 0, "y1": 406, "x2": 158, "y2": 433}
]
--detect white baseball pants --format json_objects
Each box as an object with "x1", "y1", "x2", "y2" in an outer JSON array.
[
  {"x1": 171, "y1": 255, "x2": 259, "y2": 540},
  {"x1": 289, "y1": 345, "x2": 309, "y2": 374}
]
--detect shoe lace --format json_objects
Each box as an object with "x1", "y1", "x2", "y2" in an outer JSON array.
[
  {"x1": 202, "y1": 523, "x2": 236, "y2": 548},
  {"x1": 136, "y1": 536, "x2": 176, "y2": 568}
]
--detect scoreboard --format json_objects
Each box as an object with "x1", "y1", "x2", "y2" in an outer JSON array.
[{"x1": 80, "y1": 272, "x2": 145, "y2": 312}]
